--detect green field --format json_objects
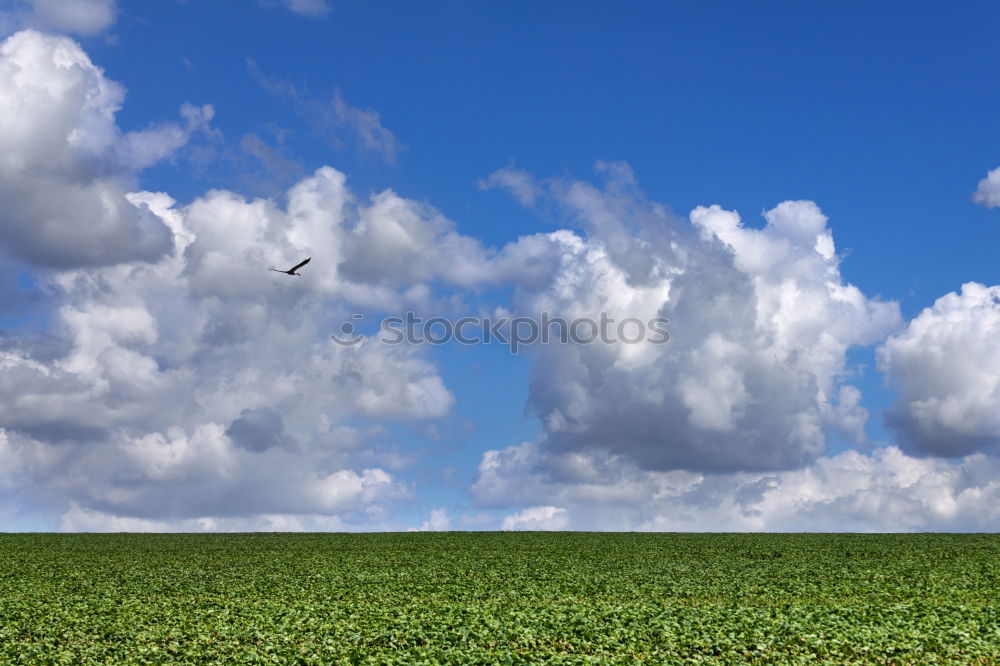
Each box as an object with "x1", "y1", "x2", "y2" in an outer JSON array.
[{"x1": 0, "y1": 533, "x2": 997, "y2": 664}]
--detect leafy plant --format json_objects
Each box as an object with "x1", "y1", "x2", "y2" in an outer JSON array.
[{"x1": 0, "y1": 533, "x2": 997, "y2": 663}]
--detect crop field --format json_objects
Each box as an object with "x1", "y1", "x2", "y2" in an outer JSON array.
[{"x1": 0, "y1": 533, "x2": 997, "y2": 664}]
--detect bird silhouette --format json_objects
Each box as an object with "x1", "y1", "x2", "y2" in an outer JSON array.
[{"x1": 269, "y1": 257, "x2": 311, "y2": 276}]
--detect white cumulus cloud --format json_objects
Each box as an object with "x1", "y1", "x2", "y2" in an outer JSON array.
[
  {"x1": 0, "y1": 78, "x2": 524, "y2": 531},
  {"x1": 412, "y1": 507, "x2": 452, "y2": 532},
  {"x1": 473, "y1": 441, "x2": 1000, "y2": 531},
  {"x1": 483, "y1": 162, "x2": 900, "y2": 472},
  {"x1": 5, "y1": 28, "x2": 1000, "y2": 533},
  {"x1": 501, "y1": 506, "x2": 568, "y2": 531},
  {"x1": 0, "y1": 30, "x2": 212, "y2": 268},
  {"x1": 972, "y1": 166, "x2": 1000, "y2": 208},
  {"x1": 879, "y1": 282, "x2": 1000, "y2": 457},
  {"x1": 0, "y1": 33, "x2": 495, "y2": 530}
]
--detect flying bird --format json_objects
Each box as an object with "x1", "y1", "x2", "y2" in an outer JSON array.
[{"x1": 269, "y1": 257, "x2": 311, "y2": 276}]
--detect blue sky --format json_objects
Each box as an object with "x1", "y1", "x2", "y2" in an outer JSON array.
[
  {"x1": 3, "y1": 1, "x2": 1000, "y2": 532},
  {"x1": 96, "y1": 0, "x2": 1000, "y2": 304}
]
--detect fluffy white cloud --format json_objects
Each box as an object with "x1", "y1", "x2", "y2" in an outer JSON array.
[
  {"x1": 972, "y1": 166, "x2": 1000, "y2": 208},
  {"x1": 501, "y1": 506, "x2": 568, "y2": 531},
  {"x1": 179, "y1": 166, "x2": 492, "y2": 303},
  {"x1": 1, "y1": 0, "x2": 116, "y2": 36},
  {"x1": 5, "y1": 424, "x2": 409, "y2": 525},
  {"x1": 474, "y1": 441, "x2": 1000, "y2": 531},
  {"x1": 0, "y1": 31, "x2": 495, "y2": 529},
  {"x1": 485, "y1": 163, "x2": 900, "y2": 472},
  {"x1": 0, "y1": 157, "x2": 498, "y2": 527},
  {"x1": 61, "y1": 503, "x2": 361, "y2": 532},
  {"x1": 411, "y1": 507, "x2": 452, "y2": 532},
  {"x1": 0, "y1": 30, "x2": 212, "y2": 268},
  {"x1": 5, "y1": 29, "x2": 998, "y2": 533},
  {"x1": 878, "y1": 282, "x2": 1000, "y2": 456}
]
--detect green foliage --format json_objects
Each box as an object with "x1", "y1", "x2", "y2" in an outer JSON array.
[{"x1": 0, "y1": 533, "x2": 997, "y2": 663}]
